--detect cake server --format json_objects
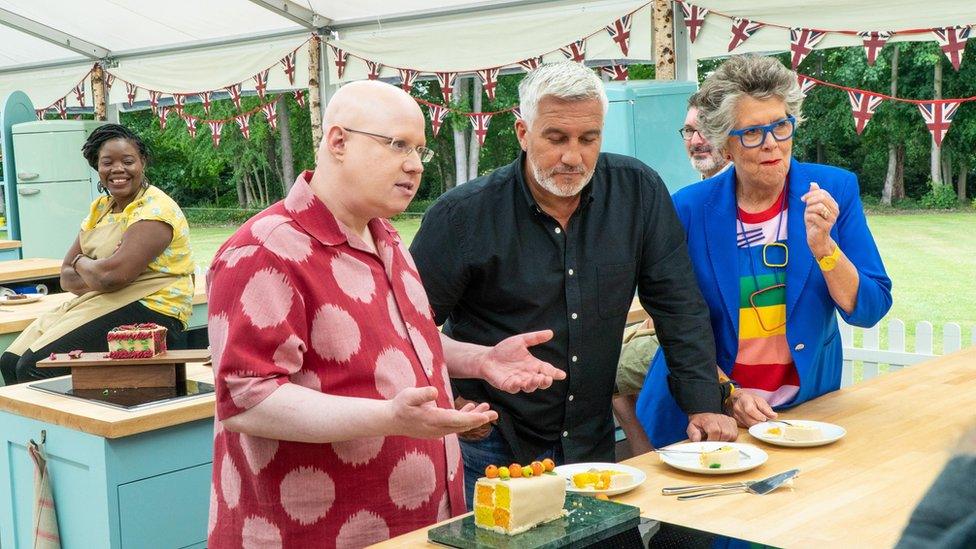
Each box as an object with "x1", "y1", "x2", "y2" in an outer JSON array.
[{"x1": 675, "y1": 469, "x2": 799, "y2": 500}]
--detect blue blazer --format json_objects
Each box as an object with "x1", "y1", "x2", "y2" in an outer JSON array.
[{"x1": 636, "y1": 160, "x2": 892, "y2": 447}]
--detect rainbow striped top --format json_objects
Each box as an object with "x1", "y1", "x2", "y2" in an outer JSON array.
[{"x1": 733, "y1": 191, "x2": 799, "y2": 406}]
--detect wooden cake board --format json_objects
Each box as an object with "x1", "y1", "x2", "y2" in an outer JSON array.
[{"x1": 36, "y1": 349, "x2": 211, "y2": 390}]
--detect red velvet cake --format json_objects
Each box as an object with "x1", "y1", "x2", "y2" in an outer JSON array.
[{"x1": 107, "y1": 323, "x2": 168, "y2": 359}]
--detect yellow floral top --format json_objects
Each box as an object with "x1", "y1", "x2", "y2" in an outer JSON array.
[{"x1": 81, "y1": 185, "x2": 194, "y2": 326}]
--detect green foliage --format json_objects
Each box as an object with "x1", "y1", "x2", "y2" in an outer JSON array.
[
  {"x1": 183, "y1": 207, "x2": 263, "y2": 226},
  {"x1": 919, "y1": 184, "x2": 959, "y2": 209}
]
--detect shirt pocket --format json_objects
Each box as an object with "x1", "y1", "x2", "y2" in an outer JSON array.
[{"x1": 597, "y1": 262, "x2": 636, "y2": 319}]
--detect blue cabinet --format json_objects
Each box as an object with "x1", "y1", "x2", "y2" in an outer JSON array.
[
  {"x1": 602, "y1": 80, "x2": 700, "y2": 194},
  {"x1": 1, "y1": 91, "x2": 37, "y2": 249}
]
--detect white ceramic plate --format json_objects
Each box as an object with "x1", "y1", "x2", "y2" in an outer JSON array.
[
  {"x1": 749, "y1": 420, "x2": 846, "y2": 447},
  {"x1": 657, "y1": 442, "x2": 768, "y2": 475},
  {"x1": 553, "y1": 462, "x2": 647, "y2": 496},
  {"x1": 0, "y1": 294, "x2": 42, "y2": 305}
]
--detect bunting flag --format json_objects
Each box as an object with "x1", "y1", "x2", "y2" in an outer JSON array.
[
  {"x1": 365, "y1": 60, "x2": 383, "y2": 80},
  {"x1": 172, "y1": 93, "x2": 186, "y2": 114},
  {"x1": 846, "y1": 90, "x2": 884, "y2": 134},
  {"x1": 917, "y1": 100, "x2": 961, "y2": 147},
  {"x1": 236, "y1": 113, "x2": 251, "y2": 139},
  {"x1": 512, "y1": 107, "x2": 523, "y2": 122},
  {"x1": 932, "y1": 26, "x2": 972, "y2": 70},
  {"x1": 281, "y1": 50, "x2": 297, "y2": 84},
  {"x1": 605, "y1": 14, "x2": 633, "y2": 56},
  {"x1": 148, "y1": 90, "x2": 161, "y2": 113},
  {"x1": 790, "y1": 28, "x2": 827, "y2": 69},
  {"x1": 74, "y1": 83, "x2": 85, "y2": 108},
  {"x1": 125, "y1": 82, "x2": 138, "y2": 106},
  {"x1": 262, "y1": 100, "x2": 278, "y2": 131},
  {"x1": 858, "y1": 31, "x2": 893, "y2": 66},
  {"x1": 55, "y1": 98, "x2": 67, "y2": 119},
  {"x1": 469, "y1": 113, "x2": 493, "y2": 146},
  {"x1": 601, "y1": 64, "x2": 629, "y2": 81},
  {"x1": 184, "y1": 115, "x2": 198, "y2": 138},
  {"x1": 517, "y1": 56, "x2": 543, "y2": 72},
  {"x1": 226, "y1": 83, "x2": 242, "y2": 109},
  {"x1": 398, "y1": 68, "x2": 419, "y2": 92},
  {"x1": 427, "y1": 104, "x2": 450, "y2": 136},
  {"x1": 157, "y1": 106, "x2": 169, "y2": 130},
  {"x1": 104, "y1": 73, "x2": 115, "y2": 95},
  {"x1": 436, "y1": 72, "x2": 458, "y2": 104},
  {"x1": 679, "y1": 1, "x2": 709, "y2": 43},
  {"x1": 329, "y1": 45, "x2": 348, "y2": 78},
  {"x1": 35, "y1": 108, "x2": 46, "y2": 119},
  {"x1": 254, "y1": 69, "x2": 270, "y2": 99},
  {"x1": 208, "y1": 120, "x2": 225, "y2": 147},
  {"x1": 797, "y1": 74, "x2": 817, "y2": 96},
  {"x1": 477, "y1": 68, "x2": 500, "y2": 101},
  {"x1": 728, "y1": 18, "x2": 764, "y2": 52},
  {"x1": 294, "y1": 89, "x2": 306, "y2": 108},
  {"x1": 200, "y1": 91, "x2": 213, "y2": 114},
  {"x1": 560, "y1": 39, "x2": 587, "y2": 63}
]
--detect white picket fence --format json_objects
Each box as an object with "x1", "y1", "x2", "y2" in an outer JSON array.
[{"x1": 838, "y1": 316, "x2": 975, "y2": 387}]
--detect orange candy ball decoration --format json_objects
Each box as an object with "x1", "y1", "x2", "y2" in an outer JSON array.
[
  {"x1": 485, "y1": 465, "x2": 499, "y2": 479},
  {"x1": 542, "y1": 458, "x2": 556, "y2": 472},
  {"x1": 530, "y1": 461, "x2": 545, "y2": 476},
  {"x1": 509, "y1": 463, "x2": 523, "y2": 478}
]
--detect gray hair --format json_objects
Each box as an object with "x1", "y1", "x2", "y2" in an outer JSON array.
[
  {"x1": 695, "y1": 55, "x2": 805, "y2": 151},
  {"x1": 518, "y1": 61, "x2": 608, "y2": 127}
]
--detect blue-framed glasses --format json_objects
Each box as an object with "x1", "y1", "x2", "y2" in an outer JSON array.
[{"x1": 728, "y1": 115, "x2": 796, "y2": 148}]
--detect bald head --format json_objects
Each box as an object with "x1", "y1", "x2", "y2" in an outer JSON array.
[{"x1": 321, "y1": 81, "x2": 424, "y2": 151}]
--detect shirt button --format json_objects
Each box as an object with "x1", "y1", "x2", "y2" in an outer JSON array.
[
  {"x1": 562, "y1": 431, "x2": 569, "y2": 437},
  {"x1": 568, "y1": 394, "x2": 575, "y2": 401},
  {"x1": 794, "y1": 343, "x2": 805, "y2": 351},
  {"x1": 571, "y1": 313, "x2": 578, "y2": 320},
  {"x1": 568, "y1": 268, "x2": 574, "y2": 276},
  {"x1": 554, "y1": 227, "x2": 562, "y2": 234},
  {"x1": 571, "y1": 355, "x2": 578, "y2": 362}
]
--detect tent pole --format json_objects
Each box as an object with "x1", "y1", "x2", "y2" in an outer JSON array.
[
  {"x1": 91, "y1": 64, "x2": 107, "y2": 121},
  {"x1": 653, "y1": 0, "x2": 676, "y2": 80},
  {"x1": 308, "y1": 35, "x2": 323, "y2": 153}
]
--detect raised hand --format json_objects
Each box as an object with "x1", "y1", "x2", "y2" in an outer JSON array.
[
  {"x1": 801, "y1": 182, "x2": 840, "y2": 258},
  {"x1": 479, "y1": 330, "x2": 567, "y2": 394},
  {"x1": 389, "y1": 386, "x2": 498, "y2": 439}
]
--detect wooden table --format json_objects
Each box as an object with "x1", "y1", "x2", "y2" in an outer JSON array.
[
  {"x1": 376, "y1": 347, "x2": 976, "y2": 548},
  {"x1": 0, "y1": 257, "x2": 61, "y2": 284}
]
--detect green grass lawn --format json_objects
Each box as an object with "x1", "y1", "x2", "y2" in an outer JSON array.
[{"x1": 190, "y1": 211, "x2": 975, "y2": 352}]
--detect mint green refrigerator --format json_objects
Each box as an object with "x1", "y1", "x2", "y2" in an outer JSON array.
[{"x1": 11, "y1": 120, "x2": 105, "y2": 259}]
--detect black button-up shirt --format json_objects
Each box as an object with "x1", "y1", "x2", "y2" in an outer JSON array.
[{"x1": 410, "y1": 152, "x2": 721, "y2": 463}]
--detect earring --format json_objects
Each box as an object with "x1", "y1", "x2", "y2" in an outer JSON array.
[{"x1": 97, "y1": 183, "x2": 107, "y2": 194}]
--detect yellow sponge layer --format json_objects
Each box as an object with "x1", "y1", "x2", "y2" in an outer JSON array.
[
  {"x1": 474, "y1": 505, "x2": 495, "y2": 528},
  {"x1": 495, "y1": 483, "x2": 511, "y2": 509}
]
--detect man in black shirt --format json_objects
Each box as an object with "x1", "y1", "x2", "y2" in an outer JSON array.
[{"x1": 410, "y1": 61, "x2": 736, "y2": 503}]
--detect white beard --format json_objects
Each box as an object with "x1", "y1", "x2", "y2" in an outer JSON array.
[
  {"x1": 531, "y1": 161, "x2": 594, "y2": 198},
  {"x1": 689, "y1": 153, "x2": 725, "y2": 178}
]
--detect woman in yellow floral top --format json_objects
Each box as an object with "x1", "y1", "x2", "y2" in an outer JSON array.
[{"x1": 0, "y1": 124, "x2": 194, "y2": 384}]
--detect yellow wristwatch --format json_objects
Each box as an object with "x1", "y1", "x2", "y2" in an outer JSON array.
[{"x1": 817, "y1": 245, "x2": 841, "y2": 272}]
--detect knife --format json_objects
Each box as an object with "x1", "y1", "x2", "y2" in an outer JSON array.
[{"x1": 675, "y1": 469, "x2": 799, "y2": 500}]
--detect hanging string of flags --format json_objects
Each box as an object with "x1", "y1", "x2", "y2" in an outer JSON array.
[
  {"x1": 676, "y1": 0, "x2": 974, "y2": 70},
  {"x1": 797, "y1": 73, "x2": 976, "y2": 146}
]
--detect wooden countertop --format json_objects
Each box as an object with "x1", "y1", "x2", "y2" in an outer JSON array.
[
  {"x1": 0, "y1": 363, "x2": 215, "y2": 439},
  {"x1": 0, "y1": 257, "x2": 61, "y2": 284},
  {"x1": 0, "y1": 240, "x2": 22, "y2": 251},
  {"x1": 376, "y1": 347, "x2": 976, "y2": 548}
]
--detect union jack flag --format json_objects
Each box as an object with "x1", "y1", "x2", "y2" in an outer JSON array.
[
  {"x1": 364, "y1": 60, "x2": 383, "y2": 80},
  {"x1": 328, "y1": 45, "x2": 348, "y2": 79},
  {"x1": 294, "y1": 89, "x2": 306, "y2": 108},
  {"x1": 125, "y1": 82, "x2": 138, "y2": 106},
  {"x1": 790, "y1": 28, "x2": 827, "y2": 69},
  {"x1": 601, "y1": 64, "x2": 629, "y2": 81},
  {"x1": 104, "y1": 73, "x2": 115, "y2": 95},
  {"x1": 148, "y1": 90, "x2": 161, "y2": 113},
  {"x1": 728, "y1": 18, "x2": 764, "y2": 52},
  {"x1": 560, "y1": 40, "x2": 586, "y2": 63},
  {"x1": 262, "y1": 101, "x2": 278, "y2": 131},
  {"x1": 605, "y1": 14, "x2": 632, "y2": 56},
  {"x1": 208, "y1": 120, "x2": 224, "y2": 147},
  {"x1": 157, "y1": 106, "x2": 169, "y2": 130},
  {"x1": 846, "y1": 90, "x2": 884, "y2": 135},
  {"x1": 254, "y1": 69, "x2": 270, "y2": 99},
  {"x1": 517, "y1": 56, "x2": 543, "y2": 72},
  {"x1": 797, "y1": 74, "x2": 817, "y2": 96},
  {"x1": 55, "y1": 97, "x2": 67, "y2": 119},
  {"x1": 932, "y1": 26, "x2": 972, "y2": 70},
  {"x1": 199, "y1": 91, "x2": 213, "y2": 114},
  {"x1": 477, "y1": 68, "x2": 500, "y2": 101},
  {"x1": 397, "y1": 68, "x2": 419, "y2": 92},
  {"x1": 35, "y1": 108, "x2": 46, "y2": 119},
  {"x1": 917, "y1": 100, "x2": 960, "y2": 147},
  {"x1": 184, "y1": 115, "x2": 198, "y2": 138},
  {"x1": 679, "y1": 1, "x2": 709, "y2": 43},
  {"x1": 427, "y1": 104, "x2": 449, "y2": 136},
  {"x1": 226, "y1": 83, "x2": 242, "y2": 109},
  {"x1": 469, "y1": 113, "x2": 493, "y2": 146},
  {"x1": 512, "y1": 107, "x2": 522, "y2": 122},
  {"x1": 858, "y1": 31, "x2": 892, "y2": 66},
  {"x1": 436, "y1": 72, "x2": 457, "y2": 104},
  {"x1": 74, "y1": 83, "x2": 85, "y2": 108},
  {"x1": 171, "y1": 93, "x2": 186, "y2": 114},
  {"x1": 236, "y1": 113, "x2": 251, "y2": 139},
  {"x1": 280, "y1": 50, "x2": 297, "y2": 85}
]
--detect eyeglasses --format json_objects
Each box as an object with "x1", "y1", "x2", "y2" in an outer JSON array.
[
  {"x1": 678, "y1": 127, "x2": 703, "y2": 141},
  {"x1": 728, "y1": 115, "x2": 796, "y2": 148},
  {"x1": 341, "y1": 127, "x2": 435, "y2": 163}
]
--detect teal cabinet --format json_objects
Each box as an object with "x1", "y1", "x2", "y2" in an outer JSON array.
[
  {"x1": 602, "y1": 81, "x2": 701, "y2": 194},
  {"x1": 11, "y1": 120, "x2": 104, "y2": 259},
  {"x1": 1, "y1": 91, "x2": 37, "y2": 245}
]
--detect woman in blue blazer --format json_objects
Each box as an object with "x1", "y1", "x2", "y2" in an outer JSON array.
[{"x1": 637, "y1": 55, "x2": 892, "y2": 447}]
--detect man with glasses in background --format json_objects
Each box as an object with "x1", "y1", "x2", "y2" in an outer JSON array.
[
  {"x1": 680, "y1": 93, "x2": 729, "y2": 179},
  {"x1": 205, "y1": 80, "x2": 567, "y2": 548}
]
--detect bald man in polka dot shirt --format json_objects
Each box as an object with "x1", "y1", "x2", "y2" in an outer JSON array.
[{"x1": 206, "y1": 81, "x2": 565, "y2": 548}]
